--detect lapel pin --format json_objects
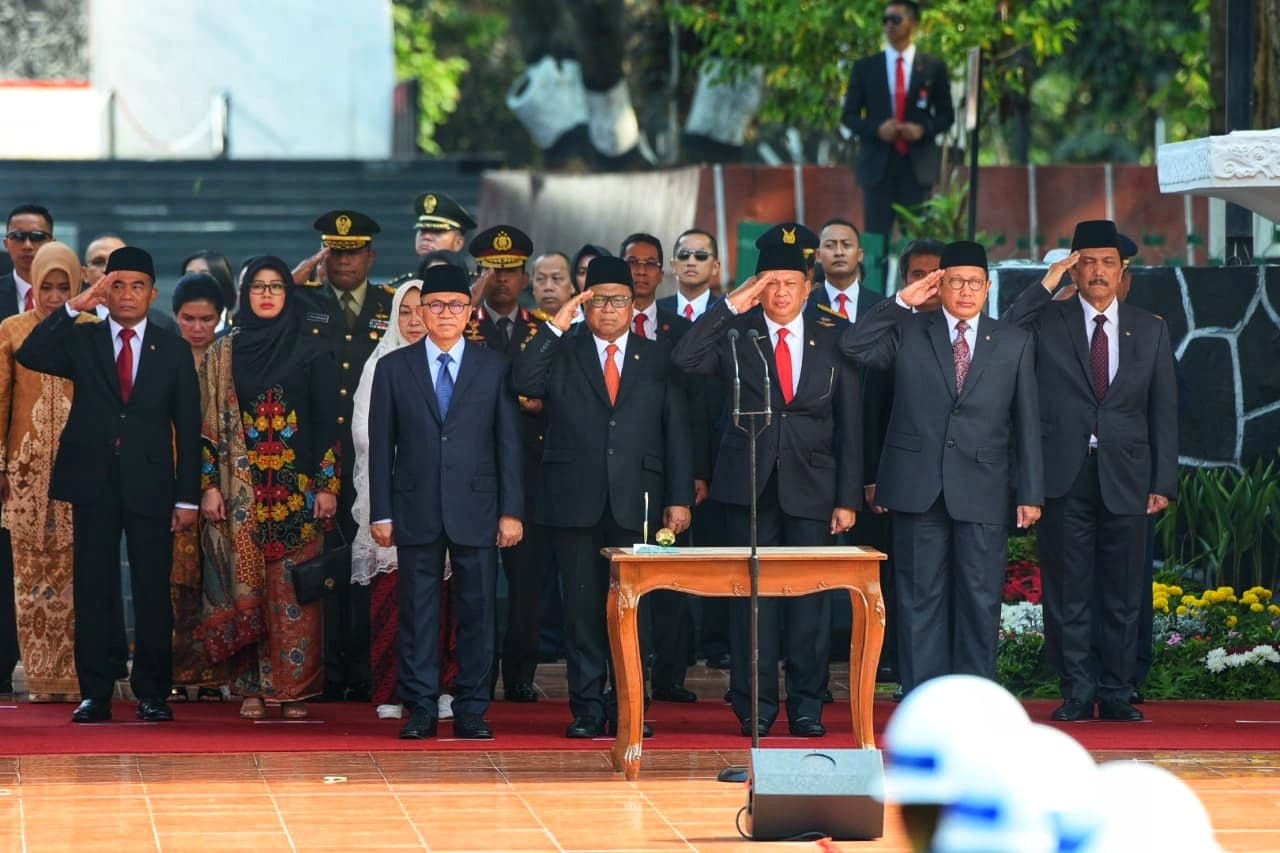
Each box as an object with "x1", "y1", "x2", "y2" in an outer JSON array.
[
  {"x1": 633, "y1": 353, "x2": 639, "y2": 360},
  {"x1": 1124, "y1": 330, "x2": 1132, "y2": 336},
  {"x1": 985, "y1": 335, "x2": 991, "y2": 341},
  {"x1": 149, "y1": 344, "x2": 156, "y2": 350},
  {"x1": 809, "y1": 339, "x2": 815, "y2": 346}
]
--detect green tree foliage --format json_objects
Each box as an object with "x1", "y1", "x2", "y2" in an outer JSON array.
[{"x1": 393, "y1": 2, "x2": 469, "y2": 155}]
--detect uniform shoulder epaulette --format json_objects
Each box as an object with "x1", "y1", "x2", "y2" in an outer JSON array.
[
  {"x1": 473, "y1": 306, "x2": 488, "y2": 321},
  {"x1": 379, "y1": 283, "x2": 397, "y2": 295},
  {"x1": 817, "y1": 303, "x2": 846, "y2": 319},
  {"x1": 531, "y1": 308, "x2": 553, "y2": 322},
  {"x1": 298, "y1": 279, "x2": 323, "y2": 288}
]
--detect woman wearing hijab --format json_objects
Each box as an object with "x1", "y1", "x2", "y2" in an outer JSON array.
[
  {"x1": 198, "y1": 256, "x2": 340, "y2": 720},
  {"x1": 169, "y1": 273, "x2": 229, "y2": 698},
  {"x1": 0, "y1": 242, "x2": 96, "y2": 701},
  {"x1": 351, "y1": 279, "x2": 427, "y2": 719}
]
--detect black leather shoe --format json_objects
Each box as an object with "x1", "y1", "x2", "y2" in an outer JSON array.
[
  {"x1": 399, "y1": 707, "x2": 438, "y2": 739},
  {"x1": 740, "y1": 719, "x2": 772, "y2": 738},
  {"x1": 453, "y1": 713, "x2": 494, "y2": 739},
  {"x1": 788, "y1": 716, "x2": 826, "y2": 737},
  {"x1": 653, "y1": 685, "x2": 697, "y2": 703},
  {"x1": 1098, "y1": 699, "x2": 1144, "y2": 722},
  {"x1": 0, "y1": 680, "x2": 12, "y2": 694},
  {"x1": 1051, "y1": 699, "x2": 1095, "y2": 722},
  {"x1": 72, "y1": 698, "x2": 111, "y2": 723},
  {"x1": 506, "y1": 684, "x2": 538, "y2": 703},
  {"x1": 1129, "y1": 688, "x2": 1145, "y2": 705},
  {"x1": 136, "y1": 699, "x2": 173, "y2": 722},
  {"x1": 821, "y1": 690, "x2": 834, "y2": 704},
  {"x1": 705, "y1": 652, "x2": 731, "y2": 669},
  {"x1": 565, "y1": 717, "x2": 605, "y2": 738}
]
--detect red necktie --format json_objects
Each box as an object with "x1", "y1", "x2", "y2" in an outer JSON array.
[
  {"x1": 117, "y1": 328, "x2": 136, "y2": 403},
  {"x1": 604, "y1": 343, "x2": 620, "y2": 405},
  {"x1": 1091, "y1": 315, "x2": 1110, "y2": 400},
  {"x1": 953, "y1": 320, "x2": 971, "y2": 394},
  {"x1": 683, "y1": 304, "x2": 694, "y2": 321},
  {"x1": 775, "y1": 328, "x2": 794, "y2": 405},
  {"x1": 835, "y1": 293, "x2": 850, "y2": 320},
  {"x1": 633, "y1": 313, "x2": 648, "y2": 338},
  {"x1": 894, "y1": 56, "x2": 909, "y2": 155},
  {"x1": 23, "y1": 290, "x2": 33, "y2": 312}
]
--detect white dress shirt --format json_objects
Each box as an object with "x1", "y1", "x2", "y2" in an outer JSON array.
[
  {"x1": 762, "y1": 313, "x2": 805, "y2": 398},
  {"x1": 1080, "y1": 296, "x2": 1120, "y2": 447},
  {"x1": 940, "y1": 308, "x2": 979, "y2": 358},
  {"x1": 424, "y1": 336, "x2": 465, "y2": 388},
  {"x1": 885, "y1": 43, "x2": 917, "y2": 104},
  {"x1": 108, "y1": 316, "x2": 147, "y2": 385},
  {"x1": 593, "y1": 331, "x2": 629, "y2": 377},
  {"x1": 631, "y1": 302, "x2": 659, "y2": 340},
  {"x1": 13, "y1": 269, "x2": 31, "y2": 314},
  {"x1": 825, "y1": 281, "x2": 862, "y2": 321},
  {"x1": 676, "y1": 290, "x2": 711, "y2": 321}
]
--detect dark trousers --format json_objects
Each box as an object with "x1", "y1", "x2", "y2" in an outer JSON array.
[
  {"x1": 723, "y1": 479, "x2": 832, "y2": 725},
  {"x1": 397, "y1": 539, "x2": 497, "y2": 718},
  {"x1": 0, "y1": 529, "x2": 17, "y2": 687},
  {"x1": 693, "y1": 499, "x2": 731, "y2": 663},
  {"x1": 1090, "y1": 516, "x2": 1156, "y2": 689},
  {"x1": 548, "y1": 506, "x2": 636, "y2": 723},
  {"x1": 325, "y1": 501, "x2": 371, "y2": 695},
  {"x1": 644, "y1": 590, "x2": 691, "y2": 689},
  {"x1": 71, "y1": 465, "x2": 175, "y2": 703},
  {"x1": 892, "y1": 496, "x2": 1007, "y2": 693},
  {"x1": 1039, "y1": 453, "x2": 1147, "y2": 703},
  {"x1": 863, "y1": 151, "x2": 930, "y2": 237},
  {"x1": 500, "y1": 521, "x2": 551, "y2": 690}
]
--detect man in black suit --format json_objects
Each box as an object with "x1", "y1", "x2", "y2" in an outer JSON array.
[
  {"x1": 514, "y1": 256, "x2": 693, "y2": 738},
  {"x1": 811, "y1": 219, "x2": 884, "y2": 321},
  {"x1": 842, "y1": 241, "x2": 1042, "y2": 695},
  {"x1": 1002, "y1": 220, "x2": 1178, "y2": 723},
  {"x1": 840, "y1": 1, "x2": 954, "y2": 239},
  {"x1": 17, "y1": 247, "x2": 201, "y2": 723},
  {"x1": 672, "y1": 237, "x2": 863, "y2": 738},
  {"x1": 0, "y1": 203, "x2": 54, "y2": 692},
  {"x1": 292, "y1": 210, "x2": 396, "y2": 702},
  {"x1": 657, "y1": 229, "x2": 722, "y2": 322},
  {"x1": 368, "y1": 263, "x2": 524, "y2": 740}
]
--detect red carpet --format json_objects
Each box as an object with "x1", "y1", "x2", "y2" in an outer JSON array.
[{"x1": 2, "y1": 697, "x2": 1276, "y2": 756}]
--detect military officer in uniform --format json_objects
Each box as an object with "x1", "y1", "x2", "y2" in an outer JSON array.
[
  {"x1": 387, "y1": 192, "x2": 479, "y2": 287},
  {"x1": 465, "y1": 225, "x2": 556, "y2": 702},
  {"x1": 292, "y1": 209, "x2": 396, "y2": 701}
]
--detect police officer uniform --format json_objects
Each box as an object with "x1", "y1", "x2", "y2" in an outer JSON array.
[
  {"x1": 295, "y1": 209, "x2": 396, "y2": 701},
  {"x1": 386, "y1": 192, "x2": 479, "y2": 287}
]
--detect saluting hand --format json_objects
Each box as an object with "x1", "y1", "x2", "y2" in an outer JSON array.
[
  {"x1": 470, "y1": 268, "x2": 495, "y2": 307},
  {"x1": 552, "y1": 289, "x2": 594, "y2": 333},
  {"x1": 726, "y1": 275, "x2": 767, "y2": 314},
  {"x1": 69, "y1": 271, "x2": 115, "y2": 313},
  {"x1": 497, "y1": 515, "x2": 523, "y2": 548},
  {"x1": 897, "y1": 268, "x2": 944, "y2": 308},
  {"x1": 292, "y1": 248, "x2": 328, "y2": 285},
  {"x1": 1041, "y1": 251, "x2": 1080, "y2": 293}
]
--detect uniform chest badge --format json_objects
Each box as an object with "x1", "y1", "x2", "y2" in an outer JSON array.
[
  {"x1": 369, "y1": 317, "x2": 389, "y2": 331},
  {"x1": 306, "y1": 312, "x2": 330, "y2": 323}
]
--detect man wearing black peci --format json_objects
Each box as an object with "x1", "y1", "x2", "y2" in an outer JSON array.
[
  {"x1": 671, "y1": 232, "x2": 863, "y2": 738},
  {"x1": 16, "y1": 247, "x2": 201, "y2": 723}
]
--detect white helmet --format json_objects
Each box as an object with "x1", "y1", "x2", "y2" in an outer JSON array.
[
  {"x1": 882, "y1": 675, "x2": 1031, "y2": 805},
  {"x1": 1078, "y1": 762, "x2": 1221, "y2": 853},
  {"x1": 932, "y1": 724, "x2": 1100, "y2": 853}
]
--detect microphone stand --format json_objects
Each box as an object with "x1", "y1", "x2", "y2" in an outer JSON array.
[{"x1": 717, "y1": 328, "x2": 773, "y2": 784}]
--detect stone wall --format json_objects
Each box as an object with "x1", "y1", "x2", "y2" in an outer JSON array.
[{"x1": 994, "y1": 265, "x2": 1280, "y2": 468}]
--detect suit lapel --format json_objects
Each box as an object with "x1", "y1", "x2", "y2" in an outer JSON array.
[
  {"x1": 927, "y1": 313, "x2": 959, "y2": 399},
  {"x1": 614, "y1": 336, "x2": 645, "y2": 408},
  {"x1": 957, "y1": 316, "x2": 995, "y2": 401},
  {"x1": 1110, "y1": 303, "x2": 1140, "y2": 397},
  {"x1": 409, "y1": 341, "x2": 443, "y2": 424},
  {"x1": 131, "y1": 324, "x2": 162, "y2": 404},
  {"x1": 793, "y1": 319, "x2": 835, "y2": 402},
  {"x1": 448, "y1": 342, "x2": 481, "y2": 418},
  {"x1": 1057, "y1": 298, "x2": 1096, "y2": 394},
  {"x1": 574, "y1": 332, "x2": 613, "y2": 409}
]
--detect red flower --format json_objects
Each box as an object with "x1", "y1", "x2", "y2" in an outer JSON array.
[
  {"x1": 262, "y1": 541, "x2": 286, "y2": 561},
  {"x1": 1003, "y1": 560, "x2": 1042, "y2": 604}
]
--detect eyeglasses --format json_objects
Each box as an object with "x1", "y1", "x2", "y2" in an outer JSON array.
[
  {"x1": 625, "y1": 257, "x2": 662, "y2": 269},
  {"x1": 5, "y1": 230, "x2": 51, "y2": 244},
  {"x1": 943, "y1": 277, "x2": 988, "y2": 291},
  {"x1": 422, "y1": 300, "x2": 470, "y2": 315},
  {"x1": 882, "y1": 13, "x2": 904, "y2": 25},
  {"x1": 587, "y1": 294, "x2": 633, "y2": 308},
  {"x1": 248, "y1": 282, "x2": 287, "y2": 295},
  {"x1": 675, "y1": 250, "x2": 713, "y2": 262}
]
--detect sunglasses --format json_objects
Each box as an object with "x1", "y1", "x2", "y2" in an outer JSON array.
[
  {"x1": 5, "y1": 230, "x2": 51, "y2": 244},
  {"x1": 675, "y1": 250, "x2": 714, "y2": 262},
  {"x1": 883, "y1": 13, "x2": 904, "y2": 25}
]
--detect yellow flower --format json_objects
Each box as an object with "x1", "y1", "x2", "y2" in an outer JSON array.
[
  {"x1": 1175, "y1": 605, "x2": 1188, "y2": 616},
  {"x1": 272, "y1": 415, "x2": 286, "y2": 431},
  {"x1": 1226, "y1": 594, "x2": 1238, "y2": 604},
  {"x1": 255, "y1": 416, "x2": 269, "y2": 432},
  {"x1": 1217, "y1": 586, "x2": 1234, "y2": 594},
  {"x1": 1226, "y1": 615, "x2": 1238, "y2": 628},
  {"x1": 255, "y1": 505, "x2": 268, "y2": 522},
  {"x1": 1168, "y1": 585, "x2": 1183, "y2": 597},
  {"x1": 287, "y1": 494, "x2": 305, "y2": 512},
  {"x1": 1154, "y1": 596, "x2": 1169, "y2": 611},
  {"x1": 1242, "y1": 593, "x2": 1259, "y2": 606},
  {"x1": 1180, "y1": 594, "x2": 1197, "y2": 606},
  {"x1": 301, "y1": 522, "x2": 315, "y2": 540},
  {"x1": 271, "y1": 504, "x2": 289, "y2": 522},
  {"x1": 1269, "y1": 604, "x2": 1280, "y2": 616},
  {"x1": 1260, "y1": 589, "x2": 1274, "y2": 601},
  {"x1": 1250, "y1": 602, "x2": 1264, "y2": 613},
  {"x1": 283, "y1": 448, "x2": 296, "y2": 464}
]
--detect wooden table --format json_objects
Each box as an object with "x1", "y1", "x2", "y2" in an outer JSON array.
[{"x1": 602, "y1": 545, "x2": 886, "y2": 780}]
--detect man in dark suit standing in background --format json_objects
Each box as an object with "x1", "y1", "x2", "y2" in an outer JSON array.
[
  {"x1": 515, "y1": 257, "x2": 693, "y2": 739},
  {"x1": 368, "y1": 263, "x2": 524, "y2": 740},
  {"x1": 1003, "y1": 220, "x2": 1178, "y2": 723},
  {"x1": 840, "y1": 1, "x2": 954, "y2": 239},
  {"x1": 0, "y1": 203, "x2": 53, "y2": 693},
  {"x1": 672, "y1": 234, "x2": 863, "y2": 738},
  {"x1": 842, "y1": 241, "x2": 1042, "y2": 696},
  {"x1": 17, "y1": 247, "x2": 201, "y2": 723},
  {"x1": 810, "y1": 219, "x2": 883, "y2": 322}
]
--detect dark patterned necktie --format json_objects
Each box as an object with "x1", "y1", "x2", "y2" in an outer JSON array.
[
  {"x1": 497, "y1": 316, "x2": 513, "y2": 348},
  {"x1": 953, "y1": 320, "x2": 970, "y2": 393},
  {"x1": 436, "y1": 353, "x2": 454, "y2": 419},
  {"x1": 1091, "y1": 315, "x2": 1110, "y2": 400}
]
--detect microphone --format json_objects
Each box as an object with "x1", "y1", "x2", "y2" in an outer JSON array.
[
  {"x1": 728, "y1": 328, "x2": 742, "y2": 429},
  {"x1": 747, "y1": 329, "x2": 772, "y2": 426}
]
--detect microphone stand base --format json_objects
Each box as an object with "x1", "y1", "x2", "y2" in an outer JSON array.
[{"x1": 716, "y1": 766, "x2": 748, "y2": 783}]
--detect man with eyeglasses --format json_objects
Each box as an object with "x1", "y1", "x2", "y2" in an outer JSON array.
[
  {"x1": 841, "y1": 240, "x2": 1042, "y2": 696},
  {"x1": 672, "y1": 233, "x2": 864, "y2": 738},
  {"x1": 292, "y1": 209, "x2": 395, "y2": 703},
  {"x1": 514, "y1": 256, "x2": 693, "y2": 739},
  {"x1": 839, "y1": 1, "x2": 954, "y2": 244},
  {"x1": 368, "y1": 263, "x2": 524, "y2": 741}
]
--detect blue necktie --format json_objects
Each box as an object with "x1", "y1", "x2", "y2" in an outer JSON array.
[{"x1": 435, "y1": 352, "x2": 454, "y2": 420}]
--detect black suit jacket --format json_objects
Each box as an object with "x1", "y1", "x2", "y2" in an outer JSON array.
[
  {"x1": 1002, "y1": 286, "x2": 1179, "y2": 514},
  {"x1": 16, "y1": 309, "x2": 201, "y2": 515},
  {"x1": 513, "y1": 327, "x2": 694, "y2": 532},
  {"x1": 840, "y1": 49, "x2": 954, "y2": 188},
  {"x1": 807, "y1": 284, "x2": 884, "y2": 323},
  {"x1": 0, "y1": 274, "x2": 18, "y2": 321},
  {"x1": 842, "y1": 301, "x2": 1042, "y2": 524},
  {"x1": 368, "y1": 339, "x2": 523, "y2": 548},
  {"x1": 671, "y1": 300, "x2": 864, "y2": 520}
]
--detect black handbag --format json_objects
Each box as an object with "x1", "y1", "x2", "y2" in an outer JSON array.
[{"x1": 287, "y1": 526, "x2": 351, "y2": 605}]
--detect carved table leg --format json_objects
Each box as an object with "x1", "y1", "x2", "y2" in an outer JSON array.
[
  {"x1": 848, "y1": 584, "x2": 886, "y2": 749},
  {"x1": 606, "y1": 577, "x2": 644, "y2": 779}
]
